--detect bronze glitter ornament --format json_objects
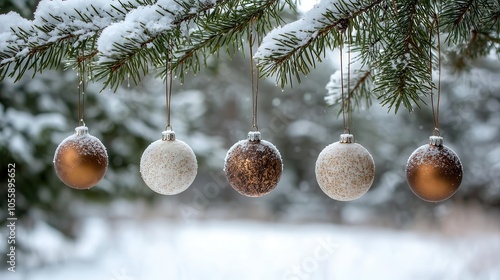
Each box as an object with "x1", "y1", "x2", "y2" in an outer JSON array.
[
  {"x1": 224, "y1": 131, "x2": 283, "y2": 197},
  {"x1": 406, "y1": 136, "x2": 463, "y2": 202},
  {"x1": 53, "y1": 126, "x2": 108, "y2": 189},
  {"x1": 315, "y1": 134, "x2": 375, "y2": 201}
]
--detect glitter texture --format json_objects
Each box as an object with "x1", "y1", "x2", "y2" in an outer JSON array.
[
  {"x1": 406, "y1": 138, "x2": 463, "y2": 202},
  {"x1": 140, "y1": 137, "x2": 197, "y2": 195},
  {"x1": 315, "y1": 136, "x2": 375, "y2": 201},
  {"x1": 224, "y1": 139, "x2": 283, "y2": 197},
  {"x1": 53, "y1": 126, "x2": 108, "y2": 189}
]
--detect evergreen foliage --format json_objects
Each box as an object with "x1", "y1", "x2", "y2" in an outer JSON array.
[{"x1": 1, "y1": 0, "x2": 499, "y2": 111}]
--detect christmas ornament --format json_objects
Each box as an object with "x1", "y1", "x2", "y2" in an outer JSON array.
[
  {"x1": 139, "y1": 50, "x2": 197, "y2": 195},
  {"x1": 54, "y1": 55, "x2": 108, "y2": 189},
  {"x1": 223, "y1": 28, "x2": 283, "y2": 197},
  {"x1": 140, "y1": 130, "x2": 197, "y2": 195},
  {"x1": 315, "y1": 134, "x2": 375, "y2": 201},
  {"x1": 54, "y1": 126, "x2": 108, "y2": 189},
  {"x1": 315, "y1": 32, "x2": 375, "y2": 201},
  {"x1": 406, "y1": 136, "x2": 463, "y2": 202},
  {"x1": 224, "y1": 131, "x2": 283, "y2": 197},
  {"x1": 405, "y1": 23, "x2": 463, "y2": 202}
]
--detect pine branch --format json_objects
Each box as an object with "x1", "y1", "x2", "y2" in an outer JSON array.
[
  {"x1": 373, "y1": 0, "x2": 433, "y2": 112},
  {"x1": 441, "y1": 0, "x2": 500, "y2": 59},
  {"x1": 173, "y1": 0, "x2": 291, "y2": 80},
  {"x1": 93, "y1": 0, "x2": 224, "y2": 90},
  {"x1": 255, "y1": 0, "x2": 383, "y2": 88},
  {"x1": 349, "y1": 70, "x2": 373, "y2": 109},
  {"x1": 325, "y1": 68, "x2": 373, "y2": 111},
  {"x1": 2, "y1": 0, "x2": 500, "y2": 114},
  {"x1": 441, "y1": 0, "x2": 483, "y2": 44},
  {"x1": 0, "y1": 0, "x2": 141, "y2": 81}
]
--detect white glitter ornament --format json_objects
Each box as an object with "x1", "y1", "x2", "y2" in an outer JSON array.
[
  {"x1": 140, "y1": 130, "x2": 197, "y2": 195},
  {"x1": 315, "y1": 134, "x2": 375, "y2": 201}
]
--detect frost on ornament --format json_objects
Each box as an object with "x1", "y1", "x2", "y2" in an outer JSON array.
[
  {"x1": 406, "y1": 136, "x2": 463, "y2": 202},
  {"x1": 53, "y1": 126, "x2": 108, "y2": 190},
  {"x1": 140, "y1": 130, "x2": 197, "y2": 195},
  {"x1": 315, "y1": 134, "x2": 375, "y2": 201},
  {"x1": 224, "y1": 131, "x2": 283, "y2": 197}
]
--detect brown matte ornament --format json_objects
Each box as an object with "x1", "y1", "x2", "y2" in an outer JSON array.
[
  {"x1": 224, "y1": 131, "x2": 283, "y2": 197},
  {"x1": 406, "y1": 136, "x2": 463, "y2": 202},
  {"x1": 54, "y1": 126, "x2": 108, "y2": 189}
]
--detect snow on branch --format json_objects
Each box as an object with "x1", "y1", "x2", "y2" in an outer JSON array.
[
  {"x1": 97, "y1": 0, "x2": 217, "y2": 61},
  {"x1": 255, "y1": 0, "x2": 382, "y2": 87},
  {"x1": 255, "y1": 0, "x2": 341, "y2": 61},
  {"x1": 0, "y1": 0, "x2": 136, "y2": 80},
  {"x1": 93, "y1": 0, "x2": 220, "y2": 89},
  {"x1": 0, "y1": 12, "x2": 32, "y2": 58},
  {"x1": 173, "y1": 0, "x2": 289, "y2": 80},
  {"x1": 0, "y1": 0, "x2": 218, "y2": 85},
  {"x1": 31, "y1": 0, "x2": 127, "y2": 44}
]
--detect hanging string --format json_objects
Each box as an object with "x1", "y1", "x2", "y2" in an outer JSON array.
[
  {"x1": 429, "y1": 13, "x2": 441, "y2": 136},
  {"x1": 339, "y1": 32, "x2": 349, "y2": 134},
  {"x1": 249, "y1": 23, "x2": 259, "y2": 131},
  {"x1": 78, "y1": 50, "x2": 86, "y2": 127},
  {"x1": 165, "y1": 46, "x2": 174, "y2": 131},
  {"x1": 391, "y1": 0, "x2": 399, "y2": 16},
  {"x1": 256, "y1": 31, "x2": 260, "y2": 131},
  {"x1": 347, "y1": 31, "x2": 352, "y2": 133}
]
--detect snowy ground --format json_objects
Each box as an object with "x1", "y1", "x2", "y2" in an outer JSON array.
[{"x1": 3, "y1": 218, "x2": 500, "y2": 280}]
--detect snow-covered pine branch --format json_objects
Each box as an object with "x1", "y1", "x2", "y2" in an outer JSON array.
[
  {"x1": 0, "y1": 0, "x2": 139, "y2": 81},
  {"x1": 0, "y1": 0, "x2": 292, "y2": 90},
  {"x1": 1, "y1": 0, "x2": 500, "y2": 112},
  {"x1": 173, "y1": 0, "x2": 291, "y2": 80},
  {"x1": 325, "y1": 68, "x2": 372, "y2": 110},
  {"x1": 255, "y1": 0, "x2": 382, "y2": 88},
  {"x1": 93, "y1": 0, "x2": 221, "y2": 89}
]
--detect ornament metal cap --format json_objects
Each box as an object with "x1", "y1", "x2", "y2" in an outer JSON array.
[
  {"x1": 162, "y1": 130, "x2": 176, "y2": 141},
  {"x1": 247, "y1": 131, "x2": 261, "y2": 142},
  {"x1": 429, "y1": 136, "x2": 444, "y2": 147},
  {"x1": 75, "y1": 126, "x2": 89, "y2": 136},
  {"x1": 339, "y1": 134, "x2": 354, "y2": 144}
]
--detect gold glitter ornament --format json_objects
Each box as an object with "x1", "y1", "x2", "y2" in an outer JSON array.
[
  {"x1": 53, "y1": 126, "x2": 108, "y2": 189},
  {"x1": 315, "y1": 134, "x2": 375, "y2": 201},
  {"x1": 140, "y1": 130, "x2": 197, "y2": 195},
  {"x1": 406, "y1": 136, "x2": 463, "y2": 202},
  {"x1": 224, "y1": 131, "x2": 283, "y2": 197}
]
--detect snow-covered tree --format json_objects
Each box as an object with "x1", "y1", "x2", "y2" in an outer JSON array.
[{"x1": 1, "y1": 0, "x2": 499, "y2": 111}]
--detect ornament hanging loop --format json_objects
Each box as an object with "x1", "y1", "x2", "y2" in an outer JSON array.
[{"x1": 162, "y1": 129, "x2": 176, "y2": 141}]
